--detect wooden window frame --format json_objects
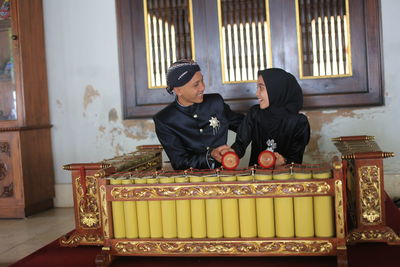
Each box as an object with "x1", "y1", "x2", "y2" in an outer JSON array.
[{"x1": 116, "y1": 0, "x2": 383, "y2": 119}]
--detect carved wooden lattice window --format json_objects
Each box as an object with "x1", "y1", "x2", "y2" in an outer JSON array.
[
  {"x1": 219, "y1": 0, "x2": 272, "y2": 82},
  {"x1": 297, "y1": 0, "x2": 351, "y2": 78},
  {"x1": 117, "y1": 0, "x2": 383, "y2": 118},
  {"x1": 144, "y1": 0, "x2": 194, "y2": 88}
]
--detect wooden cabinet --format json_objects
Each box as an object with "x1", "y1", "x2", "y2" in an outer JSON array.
[{"x1": 0, "y1": 0, "x2": 54, "y2": 218}]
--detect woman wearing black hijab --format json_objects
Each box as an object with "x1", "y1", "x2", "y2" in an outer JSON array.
[{"x1": 230, "y1": 68, "x2": 310, "y2": 167}]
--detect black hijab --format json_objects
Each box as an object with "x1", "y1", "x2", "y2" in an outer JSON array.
[{"x1": 257, "y1": 68, "x2": 303, "y2": 115}]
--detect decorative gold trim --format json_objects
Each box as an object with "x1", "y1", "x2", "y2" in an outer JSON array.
[
  {"x1": 332, "y1": 136, "x2": 375, "y2": 142},
  {"x1": 296, "y1": 0, "x2": 353, "y2": 79},
  {"x1": 358, "y1": 166, "x2": 382, "y2": 225},
  {"x1": 62, "y1": 164, "x2": 71, "y2": 170},
  {"x1": 217, "y1": 0, "x2": 272, "y2": 84},
  {"x1": 335, "y1": 180, "x2": 345, "y2": 238},
  {"x1": 100, "y1": 185, "x2": 110, "y2": 239},
  {"x1": 94, "y1": 170, "x2": 107, "y2": 178},
  {"x1": 265, "y1": 0, "x2": 272, "y2": 68},
  {"x1": 75, "y1": 176, "x2": 101, "y2": 229},
  {"x1": 188, "y1": 0, "x2": 195, "y2": 61},
  {"x1": 333, "y1": 161, "x2": 343, "y2": 170},
  {"x1": 342, "y1": 152, "x2": 395, "y2": 160},
  {"x1": 114, "y1": 240, "x2": 333, "y2": 255},
  {"x1": 347, "y1": 228, "x2": 400, "y2": 243},
  {"x1": 143, "y1": 0, "x2": 151, "y2": 89},
  {"x1": 59, "y1": 233, "x2": 103, "y2": 247},
  {"x1": 382, "y1": 152, "x2": 395, "y2": 158},
  {"x1": 341, "y1": 154, "x2": 355, "y2": 160},
  {"x1": 110, "y1": 181, "x2": 331, "y2": 200}
]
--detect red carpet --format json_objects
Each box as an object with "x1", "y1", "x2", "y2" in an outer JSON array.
[{"x1": 10, "y1": 195, "x2": 400, "y2": 267}]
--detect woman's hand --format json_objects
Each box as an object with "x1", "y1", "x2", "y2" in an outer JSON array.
[{"x1": 274, "y1": 152, "x2": 286, "y2": 166}]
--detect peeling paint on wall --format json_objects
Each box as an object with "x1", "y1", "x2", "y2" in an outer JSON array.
[
  {"x1": 98, "y1": 126, "x2": 106, "y2": 133},
  {"x1": 108, "y1": 108, "x2": 118, "y2": 122},
  {"x1": 303, "y1": 108, "x2": 358, "y2": 162},
  {"x1": 83, "y1": 85, "x2": 100, "y2": 110},
  {"x1": 122, "y1": 120, "x2": 155, "y2": 140}
]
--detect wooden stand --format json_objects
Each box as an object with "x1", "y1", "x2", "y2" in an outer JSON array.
[{"x1": 333, "y1": 135, "x2": 399, "y2": 244}]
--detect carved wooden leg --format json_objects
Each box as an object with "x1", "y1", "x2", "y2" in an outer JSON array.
[{"x1": 337, "y1": 246, "x2": 348, "y2": 267}]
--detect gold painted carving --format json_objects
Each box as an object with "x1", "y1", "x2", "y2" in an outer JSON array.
[
  {"x1": 59, "y1": 233, "x2": 103, "y2": 247},
  {"x1": 133, "y1": 159, "x2": 160, "y2": 171},
  {"x1": 347, "y1": 228, "x2": 400, "y2": 243},
  {"x1": 75, "y1": 176, "x2": 100, "y2": 228},
  {"x1": 114, "y1": 240, "x2": 333, "y2": 255},
  {"x1": 100, "y1": 185, "x2": 110, "y2": 239},
  {"x1": 358, "y1": 166, "x2": 382, "y2": 225},
  {"x1": 111, "y1": 181, "x2": 331, "y2": 200},
  {"x1": 335, "y1": 180, "x2": 345, "y2": 238}
]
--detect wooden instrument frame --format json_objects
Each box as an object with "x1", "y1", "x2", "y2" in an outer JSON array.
[{"x1": 333, "y1": 135, "x2": 400, "y2": 244}]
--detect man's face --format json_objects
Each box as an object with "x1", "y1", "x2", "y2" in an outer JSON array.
[{"x1": 174, "y1": 71, "x2": 205, "y2": 106}]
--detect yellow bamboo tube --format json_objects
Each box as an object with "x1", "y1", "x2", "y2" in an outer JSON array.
[
  {"x1": 273, "y1": 170, "x2": 294, "y2": 237},
  {"x1": 134, "y1": 177, "x2": 150, "y2": 238},
  {"x1": 121, "y1": 178, "x2": 138, "y2": 238},
  {"x1": 293, "y1": 170, "x2": 314, "y2": 237},
  {"x1": 175, "y1": 176, "x2": 191, "y2": 238},
  {"x1": 237, "y1": 172, "x2": 257, "y2": 238},
  {"x1": 159, "y1": 176, "x2": 177, "y2": 238},
  {"x1": 204, "y1": 175, "x2": 223, "y2": 238},
  {"x1": 220, "y1": 173, "x2": 240, "y2": 238},
  {"x1": 313, "y1": 170, "x2": 334, "y2": 237},
  {"x1": 110, "y1": 178, "x2": 125, "y2": 238},
  {"x1": 255, "y1": 170, "x2": 275, "y2": 237},
  {"x1": 189, "y1": 175, "x2": 207, "y2": 238},
  {"x1": 147, "y1": 177, "x2": 163, "y2": 238}
]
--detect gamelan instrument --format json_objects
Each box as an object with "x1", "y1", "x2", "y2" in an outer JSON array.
[{"x1": 62, "y1": 136, "x2": 400, "y2": 267}]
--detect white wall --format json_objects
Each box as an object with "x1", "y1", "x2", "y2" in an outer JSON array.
[{"x1": 43, "y1": 0, "x2": 400, "y2": 205}]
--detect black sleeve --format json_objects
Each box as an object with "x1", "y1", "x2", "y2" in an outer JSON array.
[
  {"x1": 223, "y1": 102, "x2": 244, "y2": 132},
  {"x1": 153, "y1": 116, "x2": 212, "y2": 170},
  {"x1": 231, "y1": 108, "x2": 255, "y2": 158},
  {"x1": 283, "y1": 115, "x2": 310, "y2": 164}
]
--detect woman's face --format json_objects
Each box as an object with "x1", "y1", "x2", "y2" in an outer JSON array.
[{"x1": 256, "y1": 75, "x2": 270, "y2": 109}]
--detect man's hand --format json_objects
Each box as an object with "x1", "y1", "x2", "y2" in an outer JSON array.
[{"x1": 211, "y1": 145, "x2": 233, "y2": 163}]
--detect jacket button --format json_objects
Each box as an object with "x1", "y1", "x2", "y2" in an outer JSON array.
[
  {"x1": 199, "y1": 129, "x2": 203, "y2": 133},
  {"x1": 193, "y1": 114, "x2": 198, "y2": 118}
]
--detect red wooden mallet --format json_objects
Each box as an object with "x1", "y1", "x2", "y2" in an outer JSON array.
[
  {"x1": 221, "y1": 151, "x2": 240, "y2": 170},
  {"x1": 258, "y1": 150, "x2": 276, "y2": 169}
]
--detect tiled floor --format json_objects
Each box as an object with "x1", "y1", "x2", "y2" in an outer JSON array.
[{"x1": 0, "y1": 208, "x2": 74, "y2": 267}]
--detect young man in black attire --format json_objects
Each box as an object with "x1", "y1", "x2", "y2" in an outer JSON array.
[{"x1": 153, "y1": 59, "x2": 244, "y2": 170}]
